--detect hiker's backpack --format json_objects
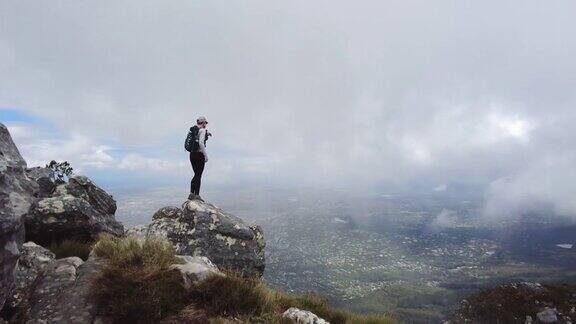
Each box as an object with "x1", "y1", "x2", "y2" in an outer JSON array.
[
  {"x1": 184, "y1": 126, "x2": 209, "y2": 152},
  {"x1": 184, "y1": 126, "x2": 200, "y2": 152}
]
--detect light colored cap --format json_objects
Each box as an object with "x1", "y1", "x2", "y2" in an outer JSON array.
[{"x1": 197, "y1": 116, "x2": 208, "y2": 123}]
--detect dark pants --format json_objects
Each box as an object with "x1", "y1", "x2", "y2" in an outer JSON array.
[{"x1": 190, "y1": 152, "x2": 205, "y2": 195}]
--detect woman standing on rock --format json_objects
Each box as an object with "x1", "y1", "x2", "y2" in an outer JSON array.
[{"x1": 185, "y1": 116, "x2": 210, "y2": 201}]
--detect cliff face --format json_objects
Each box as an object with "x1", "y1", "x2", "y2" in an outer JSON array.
[
  {"x1": 0, "y1": 123, "x2": 37, "y2": 310},
  {"x1": 0, "y1": 123, "x2": 124, "y2": 316}
]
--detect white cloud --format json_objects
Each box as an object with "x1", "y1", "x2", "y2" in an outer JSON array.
[
  {"x1": 483, "y1": 153, "x2": 576, "y2": 221},
  {"x1": 434, "y1": 184, "x2": 447, "y2": 192},
  {"x1": 6, "y1": 123, "x2": 184, "y2": 175},
  {"x1": 117, "y1": 154, "x2": 187, "y2": 172},
  {"x1": 429, "y1": 209, "x2": 458, "y2": 231},
  {"x1": 1, "y1": 0, "x2": 576, "y2": 219},
  {"x1": 484, "y1": 108, "x2": 535, "y2": 144}
]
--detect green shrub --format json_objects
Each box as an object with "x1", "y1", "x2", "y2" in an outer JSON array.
[{"x1": 48, "y1": 239, "x2": 92, "y2": 260}]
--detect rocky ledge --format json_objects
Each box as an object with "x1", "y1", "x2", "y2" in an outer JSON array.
[
  {"x1": 24, "y1": 175, "x2": 124, "y2": 246},
  {"x1": 129, "y1": 199, "x2": 266, "y2": 277}
]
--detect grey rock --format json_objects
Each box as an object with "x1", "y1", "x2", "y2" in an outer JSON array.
[
  {"x1": 0, "y1": 123, "x2": 37, "y2": 309},
  {"x1": 145, "y1": 199, "x2": 265, "y2": 277},
  {"x1": 25, "y1": 175, "x2": 124, "y2": 246},
  {"x1": 282, "y1": 307, "x2": 329, "y2": 324},
  {"x1": 5, "y1": 242, "x2": 55, "y2": 312},
  {"x1": 26, "y1": 167, "x2": 55, "y2": 198},
  {"x1": 537, "y1": 307, "x2": 558, "y2": 323},
  {"x1": 170, "y1": 255, "x2": 222, "y2": 289},
  {"x1": 25, "y1": 195, "x2": 124, "y2": 246},
  {"x1": 25, "y1": 167, "x2": 53, "y2": 181},
  {"x1": 26, "y1": 255, "x2": 108, "y2": 324},
  {"x1": 54, "y1": 176, "x2": 117, "y2": 215},
  {"x1": 153, "y1": 206, "x2": 182, "y2": 221}
]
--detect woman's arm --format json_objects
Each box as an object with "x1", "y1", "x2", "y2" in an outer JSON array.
[{"x1": 198, "y1": 128, "x2": 208, "y2": 162}]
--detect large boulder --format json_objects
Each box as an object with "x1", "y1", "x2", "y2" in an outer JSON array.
[
  {"x1": 4, "y1": 244, "x2": 110, "y2": 323},
  {"x1": 139, "y1": 199, "x2": 266, "y2": 277},
  {"x1": 5, "y1": 242, "x2": 55, "y2": 314},
  {"x1": 282, "y1": 307, "x2": 329, "y2": 324},
  {"x1": 0, "y1": 123, "x2": 37, "y2": 310},
  {"x1": 25, "y1": 195, "x2": 124, "y2": 246},
  {"x1": 25, "y1": 166, "x2": 55, "y2": 198},
  {"x1": 61, "y1": 176, "x2": 117, "y2": 215},
  {"x1": 25, "y1": 175, "x2": 124, "y2": 245},
  {"x1": 26, "y1": 255, "x2": 109, "y2": 323},
  {"x1": 170, "y1": 255, "x2": 222, "y2": 289}
]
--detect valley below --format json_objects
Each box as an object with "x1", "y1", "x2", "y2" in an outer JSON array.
[{"x1": 114, "y1": 185, "x2": 576, "y2": 323}]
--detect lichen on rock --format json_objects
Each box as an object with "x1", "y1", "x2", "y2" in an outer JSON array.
[{"x1": 133, "y1": 199, "x2": 266, "y2": 277}]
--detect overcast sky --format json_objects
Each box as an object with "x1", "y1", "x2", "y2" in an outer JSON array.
[{"x1": 1, "y1": 1, "x2": 575, "y2": 219}]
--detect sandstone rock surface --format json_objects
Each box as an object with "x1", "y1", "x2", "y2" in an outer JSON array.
[
  {"x1": 137, "y1": 199, "x2": 265, "y2": 277},
  {"x1": 170, "y1": 255, "x2": 222, "y2": 289},
  {"x1": 5, "y1": 242, "x2": 55, "y2": 313},
  {"x1": 25, "y1": 255, "x2": 107, "y2": 324},
  {"x1": 25, "y1": 166, "x2": 55, "y2": 198},
  {"x1": 25, "y1": 175, "x2": 124, "y2": 245},
  {"x1": 282, "y1": 307, "x2": 330, "y2": 324},
  {"x1": 0, "y1": 123, "x2": 37, "y2": 309}
]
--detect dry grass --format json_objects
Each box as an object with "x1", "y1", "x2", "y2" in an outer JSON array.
[
  {"x1": 90, "y1": 234, "x2": 394, "y2": 324},
  {"x1": 268, "y1": 286, "x2": 394, "y2": 324},
  {"x1": 188, "y1": 271, "x2": 275, "y2": 317},
  {"x1": 91, "y1": 266, "x2": 188, "y2": 323},
  {"x1": 93, "y1": 233, "x2": 178, "y2": 270},
  {"x1": 91, "y1": 234, "x2": 186, "y2": 323},
  {"x1": 47, "y1": 239, "x2": 93, "y2": 260},
  {"x1": 187, "y1": 271, "x2": 394, "y2": 324}
]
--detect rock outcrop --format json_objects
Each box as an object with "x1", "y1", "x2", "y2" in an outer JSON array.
[
  {"x1": 5, "y1": 242, "x2": 55, "y2": 314},
  {"x1": 1, "y1": 239, "x2": 107, "y2": 323},
  {"x1": 26, "y1": 254, "x2": 106, "y2": 323},
  {"x1": 63, "y1": 176, "x2": 117, "y2": 216},
  {"x1": 0, "y1": 123, "x2": 37, "y2": 310},
  {"x1": 25, "y1": 166, "x2": 55, "y2": 198},
  {"x1": 282, "y1": 307, "x2": 329, "y2": 324},
  {"x1": 170, "y1": 255, "x2": 222, "y2": 289},
  {"x1": 24, "y1": 175, "x2": 124, "y2": 246},
  {"x1": 4, "y1": 241, "x2": 108, "y2": 324},
  {"x1": 0, "y1": 123, "x2": 125, "y2": 313},
  {"x1": 135, "y1": 199, "x2": 266, "y2": 277}
]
